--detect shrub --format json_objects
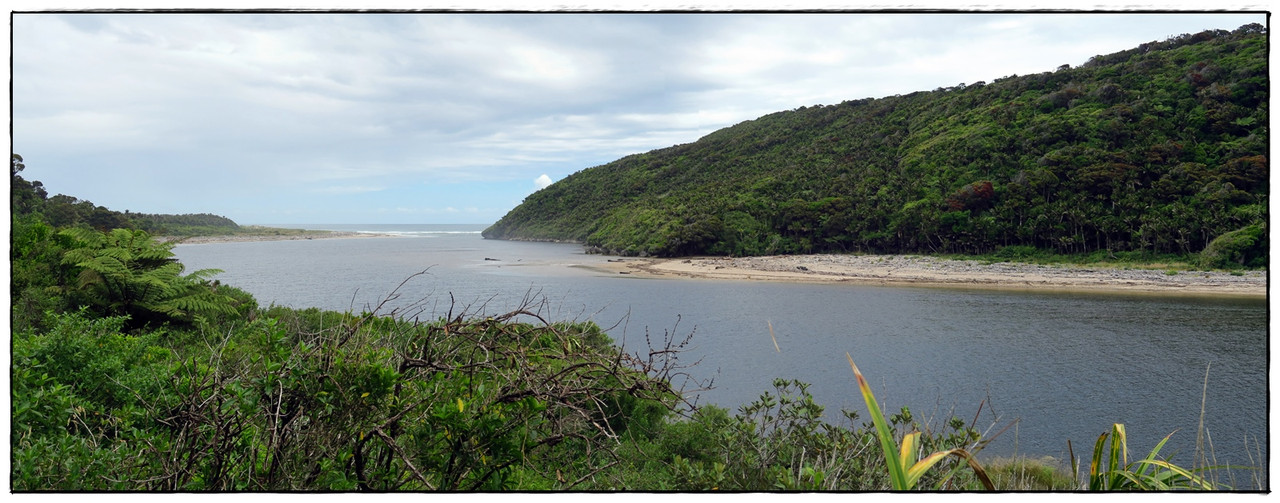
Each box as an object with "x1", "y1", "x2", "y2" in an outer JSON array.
[
  {"x1": 11, "y1": 310, "x2": 174, "y2": 490},
  {"x1": 1198, "y1": 223, "x2": 1266, "y2": 269}
]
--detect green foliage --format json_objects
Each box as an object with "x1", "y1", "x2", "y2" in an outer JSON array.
[
  {"x1": 485, "y1": 26, "x2": 1268, "y2": 264},
  {"x1": 9, "y1": 155, "x2": 252, "y2": 330},
  {"x1": 631, "y1": 377, "x2": 1000, "y2": 491},
  {"x1": 8, "y1": 282, "x2": 699, "y2": 491},
  {"x1": 11, "y1": 153, "x2": 48, "y2": 215},
  {"x1": 11, "y1": 310, "x2": 174, "y2": 490},
  {"x1": 58, "y1": 227, "x2": 239, "y2": 327},
  {"x1": 1083, "y1": 423, "x2": 1226, "y2": 490},
  {"x1": 130, "y1": 212, "x2": 240, "y2": 236},
  {"x1": 849, "y1": 355, "x2": 993, "y2": 490},
  {"x1": 11, "y1": 213, "x2": 71, "y2": 331},
  {"x1": 1197, "y1": 223, "x2": 1267, "y2": 269}
]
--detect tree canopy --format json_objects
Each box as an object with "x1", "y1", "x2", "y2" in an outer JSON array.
[{"x1": 484, "y1": 25, "x2": 1267, "y2": 265}]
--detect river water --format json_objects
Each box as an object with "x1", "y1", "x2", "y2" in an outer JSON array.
[{"x1": 172, "y1": 224, "x2": 1268, "y2": 486}]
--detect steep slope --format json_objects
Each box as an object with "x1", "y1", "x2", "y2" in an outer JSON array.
[{"x1": 484, "y1": 25, "x2": 1268, "y2": 263}]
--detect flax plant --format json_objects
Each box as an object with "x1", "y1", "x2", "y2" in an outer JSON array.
[
  {"x1": 1082, "y1": 423, "x2": 1224, "y2": 490},
  {"x1": 846, "y1": 354, "x2": 993, "y2": 490}
]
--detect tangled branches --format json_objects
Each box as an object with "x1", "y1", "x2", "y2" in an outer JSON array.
[{"x1": 106, "y1": 272, "x2": 710, "y2": 491}]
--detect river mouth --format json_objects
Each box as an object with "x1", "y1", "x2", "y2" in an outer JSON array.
[{"x1": 172, "y1": 226, "x2": 1268, "y2": 485}]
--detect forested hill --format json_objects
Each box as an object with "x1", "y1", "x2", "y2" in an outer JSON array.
[
  {"x1": 10, "y1": 154, "x2": 240, "y2": 236},
  {"x1": 483, "y1": 24, "x2": 1268, "y2": 266}
]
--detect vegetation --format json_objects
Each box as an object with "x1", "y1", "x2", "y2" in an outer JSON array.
[
  {"x1": 10, "y1": 153, "x2": 302, "y2": 239},
  {"x1": 848, "y1": 354, "x2": 993, "y2": 490},
  {"x1": 485, "y1": 25, "x2": 1267, "y2": 268},
  {"x1": 56, "y1": 227, "x2": 238, "y2": 329},
  {"x1": 131, "y1": 212, "x2": 241, "y2": 237},
  {"x1": 983, "y1": 457, "x2": 1078, "y2": 490},
  {"x1": 1081, "y1": 423, "x2": 1225, "y2": 490},
  {"x1": 12, "y1": 184, "x2": 1253, "y2": 492},
  {"x1": 13, "y1": 26, "x2": 1267, "y2": 489}
]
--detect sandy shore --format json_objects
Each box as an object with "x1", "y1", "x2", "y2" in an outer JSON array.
[
  {"x1": 162, "y1": 231, "x2": 396, "y2": 245},
  {"x1": 591, "y1": 254, "x2": 1267, "y2": 297}
]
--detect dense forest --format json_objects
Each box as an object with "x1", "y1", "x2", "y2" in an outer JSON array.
[{"x1": 484, "y1": 25, "x2": 1268, "y2": 268}]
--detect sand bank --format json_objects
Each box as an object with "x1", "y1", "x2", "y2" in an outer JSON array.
[
  {"x1": 162, "y1": 231, "x2": 396, "y2": 245},
  {"x1": 592, "y1": 254, "x2": 1266, "y2": 298}
]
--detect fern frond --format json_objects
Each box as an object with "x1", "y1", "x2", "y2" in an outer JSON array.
[{"x1": 184, "y1": 268, "x2": 226, "y2": 282}]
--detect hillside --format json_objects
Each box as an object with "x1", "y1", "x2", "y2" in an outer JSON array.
[
  {"x1": 11, "y1": 156, "x2": 242, "y2": 236},
  {"x1": 483, "y1": 25, "x2": 1268, "y2": 266}
]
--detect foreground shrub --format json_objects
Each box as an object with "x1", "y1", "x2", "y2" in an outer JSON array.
[
  {"x1": 11, "y1": 310, "x2": 174, "y2": 490},
  {"x1": 11, "y1": 276, "x2": 702, "y2": 491}
]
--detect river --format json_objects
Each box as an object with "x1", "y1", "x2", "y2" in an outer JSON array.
[{"x1": 172, "y1": 224, "x2": 1268, "y2": 486}]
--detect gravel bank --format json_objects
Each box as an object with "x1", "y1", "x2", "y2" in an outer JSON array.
[{"x1": 597, "y1": 254, "x2": 1266, "y2": 297}]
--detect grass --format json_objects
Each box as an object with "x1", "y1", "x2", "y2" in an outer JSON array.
[
  {"x1": 154, "y1": 225, "x2": 341, "y2": 240},
  {"x1": 982, "y1": 457, "x2": 1077, "y2": 490}
]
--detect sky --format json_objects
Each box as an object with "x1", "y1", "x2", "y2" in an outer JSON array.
[{"x1": 8, "y1": 4, "x2": 1269, "y2": 225}]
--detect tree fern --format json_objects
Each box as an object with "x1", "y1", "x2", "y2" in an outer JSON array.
[{"x1": 57, "y1": 227, "x2": 237, "y2": 327}]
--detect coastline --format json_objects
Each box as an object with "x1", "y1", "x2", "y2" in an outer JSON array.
[
  {"x1": 590, "y1": 254, "x2": 1267, "y2": 298},
  {"x1": 161, "y1": 231, "x2": 397, "y2": 245}
]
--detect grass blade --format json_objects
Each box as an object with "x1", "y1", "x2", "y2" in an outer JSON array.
[
  {"x1": 1089, "y1": 430, "x2": 1109, "y2": 490},
  {"x1": 900, "y1": 431, "x2": 920, "y2": 468},
  {"x1": 847, "y1": 353, "x2": 907, "y2": 490}
]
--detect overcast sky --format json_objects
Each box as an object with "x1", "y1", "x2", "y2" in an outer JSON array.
[{"x1": 10, "y1": 7, "x2": 1267, "y2": 225}]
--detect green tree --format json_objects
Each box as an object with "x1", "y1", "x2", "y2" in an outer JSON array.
[
  {"x1": 58, "y1": 227, "x2": 237, "y2": 327},
  {"x1": 482, "y1": 27, "x2": 1267, "y2": 264},
  {"x1": 11, "y1": 153, "x2": 48, "y2": 215}
]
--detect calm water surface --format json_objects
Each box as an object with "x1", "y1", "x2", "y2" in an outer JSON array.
[{"x1": 173, "y1": 224, "x2": 1268, "y2": 484}]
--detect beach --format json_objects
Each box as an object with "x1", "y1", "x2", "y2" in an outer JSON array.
[
  {"x1": 592, "y1": 254, "x2": 1267, "y2": 297},
  {"x1": 160, "y1": 231, "x2": 395, "y2": 245},
  {"x1": 166, "y1": 231, "x2": 1267, "y2": 297}
]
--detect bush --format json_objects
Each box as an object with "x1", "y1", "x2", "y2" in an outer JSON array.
[
  {"x1": 11, "y1": 310, "x2": 174, "y2": 490},
  {"x1": 992, "y1": 245, "x2": 1043, "y2": 261},
  {"x1": 1198, "y1": 223, "x2": 1267, "y2": 269}
]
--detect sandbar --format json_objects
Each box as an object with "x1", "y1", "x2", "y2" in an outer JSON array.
[
  {"x1": 162, "y1": 231, "x2": 396, "y2": 245},
  {"x1": 590, "y1": 254, "x2": 1266, "y2": 298}
]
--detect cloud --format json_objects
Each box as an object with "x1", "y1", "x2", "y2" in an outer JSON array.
[
  {"x1": 309, "y1": 185, "x2": 385, "y2": 195},
  {"x1": 534, "y1": 174, "x2": 553, "y2": 191},
  {"x1": 10, "y1": 12, "x2": 1268, "y2": 224}
]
